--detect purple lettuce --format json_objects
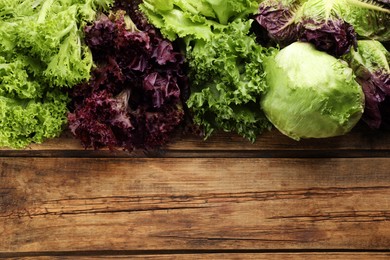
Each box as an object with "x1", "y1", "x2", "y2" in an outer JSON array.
[
  {"x1": 254, "y1": 0, "x2": 300, "y2": 47},
  {"x1": 68, "y1": 8, "x2": 188, "y2": 150},
  {"x1": 298, "y1": 19, "x2": 357, "y2": 57},
  {"x1": 254, "y1": 0, "x2": 357, "y2": 57}
]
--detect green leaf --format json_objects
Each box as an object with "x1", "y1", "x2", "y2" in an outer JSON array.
[
  {"x1": 186, "y1": 19, "x2": 275, "y2": 141},
  {"x1": 343, "y1": 0, "x2": 390, "y2": 41},
  {"x1": 140, "y1": 0, "x2": 259, "y2": 40}
]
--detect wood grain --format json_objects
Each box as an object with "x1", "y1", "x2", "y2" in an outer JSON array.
[
  {"x1": 3, "y1": 253, "x2": 390, "y2": 259},
  {"x1": 1, "y1": 124, "x2": 390, "y2": 158},
  {"x1": 1, "y1": 157, "x2": 390, "y2": 253}
]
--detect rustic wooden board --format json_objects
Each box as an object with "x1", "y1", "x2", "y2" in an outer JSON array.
[
  {"x1": 1, "y1": 124, "x2": 390, "y2": 158},
  {"x1": 1, "y1": 157, "x2": 390, "y2": 253},
  {"x1": 4, "y1": 253, "x2": 390, "y2": 259}
]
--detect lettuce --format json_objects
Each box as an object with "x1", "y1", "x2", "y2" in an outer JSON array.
[
  {"x1": 261, "y1": 42, "x2": 365, "y2": 140},
  {"x1": 254, "y1": 0, "x2": 302, "y2": 47},
  {"x1": 341, "y1": 0, "x2": 390, "y2": 41},
  {"x1": 139, "y1": 0, "x2": 259, "y2": 40},
  {"x1": 68, "y1": 10, "x2": 189, "y2": 150},
  {"x1": 186, "y1": 19, "x2": 276, "y2": 141},
  {"x1": 344, "y1": 40, "x2": 390, "y2": 128},
  {"x1": 295, "y1": 0, "x2": 357, "y2": 56},
  {"x1": 138, "y1": 0, "x2": 275, "y2": 141},
  {"x1": 0, "y1": 91, "x2": 69, "y2": 149},
  {"x1": 0, "y1": 0, "x2": 113, "y2": 148},
  {"x1": 255, "y1": 0, "x2": 390, "y2": 56},
  {"x1": 11, "y1": 0, "x2": 113, "y2": 87}
]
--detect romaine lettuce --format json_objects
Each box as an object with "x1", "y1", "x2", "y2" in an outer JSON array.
[{"x1": 344, "y1": 40, "x2": 390, "y2": 128}]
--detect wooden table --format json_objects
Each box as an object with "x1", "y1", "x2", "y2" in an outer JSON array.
[{"x1": 1, "y1": 124, "x2": 390, "y2": 259}]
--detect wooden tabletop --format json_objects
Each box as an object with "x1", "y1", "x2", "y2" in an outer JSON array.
[{"x1": 1, "y1": 124, "x2": 390, "y2": 259}]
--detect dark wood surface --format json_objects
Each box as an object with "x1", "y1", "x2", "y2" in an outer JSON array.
[{"x1": 1, "y1": 124, "x2": 390, "y2": 258}]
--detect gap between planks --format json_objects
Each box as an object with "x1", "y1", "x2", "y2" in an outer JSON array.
[{"x1": 1, "y1": 250, "x2": 390, "y2": 259}]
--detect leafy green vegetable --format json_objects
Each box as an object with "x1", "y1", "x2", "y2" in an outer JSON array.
[
  {"x1": 0, "y1": 0, "x2": 113, "y2": 148},
  {"x1": 261, "y1": 42, "x2": 364, "y2": 140},
  {"x1": 0, "y1": 91, "x2": 69, "y2": 149},
  {"x1": 348, "y1": 40, "x2": 390, "y2": 78},
  {"x1": 139, "y1": 0, "x2": 277, "y2": 141},
  {"x1": 139, "y1": 0, "x2": 259, "y2": 40},
  {"x1": 186, "y1": 19, "x2": 276, "y2": 141},
  {"x1": 341, "y1": 0, "x2": 390, "y2": 41},
  {"x1": 256, "y1": 0, "x2": 358, "y2": 56},
  {"x1": 295, "y1": 0, "x2": 357, "y2": 56},
  {"x1": 344, "y1": 40, "x2": 390, "y2": 128},
  {"x1": 8, "y1": 0, "x2": 113, "y2": 87}
]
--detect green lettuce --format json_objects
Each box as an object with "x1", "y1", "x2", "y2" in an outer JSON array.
[
  {"x1": 139, "y1": 0, "x2": 274, "y2": 141},
  {"x1": 186, "y1": 19, "x2": 276, "y2": 141},
  {"x1": 341, "y1": 0, "x2": 390, "y2": 41},
  {"x1": 9, "y1": 0, "x2": 113, "y2": 87},
  {"x1": 139, "y1": 0, "x2": 259, "y2": 40},
  {"x1": 0, "y1": 0, "x2": 113, "y2": 148},
  {"x1": 261, "y1": 42, "x2": 364, "y2": 140},
  {"x1": 0, "y1": 91, "x2": 69, "y2": 149}
]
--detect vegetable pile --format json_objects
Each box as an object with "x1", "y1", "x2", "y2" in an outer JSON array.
[
  {"x1": 0, "y1": 0, "x2": 390, "y2": 150},
  {"x1": 255, "y1": 0, "x2": 390, "y2": 134},
  {"x1": 140, "y1": 0, "x2": 277, "y2": 141},
  {"x1": 0, "y1": 0, "x2": 112, "y2": 148},
  {"x1": 185, "y1": 19, "x2": 274, "y2": 141}
]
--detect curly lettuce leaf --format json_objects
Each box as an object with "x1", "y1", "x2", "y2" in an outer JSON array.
[
  {"x1": 0, "y1": 91, "x2": 69, "y2": 149},
  {"x1": 9, "y1": 0, "x2": 113, "y2": 87},
  {"x1": 0, "y1": 0, "x2": 113, "y2": 148},
  {"x1": 186, "y1": 19, "x2": 275, "y2": 141},
  {"x1": 69, "y1": 10, "x2": 188, "y2": 151},
  {"x1": 0, "y1": 56, "x2": 43, "y2": 99},
  {"x1": 139, "y1": 0, "x2": 259, "y2": 40}
]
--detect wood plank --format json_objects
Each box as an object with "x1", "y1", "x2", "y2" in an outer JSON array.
[
  {"x1": 165, "y1": 124, "x2": 390, "y2": 151},
  {"x1": 4, "y1": 252, "x2": 390, "y2": 259},
  {"x1": 1, "y1": 158, "x2": 390, "y2": 252},
  {"x1": 2, "y1": 124, "x2": 390, "y2": 157}
]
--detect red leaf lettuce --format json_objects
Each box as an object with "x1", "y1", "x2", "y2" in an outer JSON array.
[{"x1": 68, "y1": 8, "x2": 188, "y2": 150}]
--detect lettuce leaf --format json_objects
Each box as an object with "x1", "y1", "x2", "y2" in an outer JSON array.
[
  {"x1": 341, "y1": 0, "x2": 390, "y2": 41},
  {"x1": 254, "y1": 0, "x2": 303, "y2": 47},
  {"x1": 186, "y1": 19, "x2": 276, "y2": 141},
  {"x1": 68, "y1": 10, "x2": 189, "y2": 150},
  {"x1": 0, "y1": 89, "x2": 69, "y2": 149},
  {"x1": 261, "y1": 42, "x2": 364, "y2": 140},
  {"x1": 0, "y1": 0, "x2": 113, "y2": 148},
  {"x1": 344, "y1": 40, "x2": 390, "y2": 128},
  {"x1": 139, "y1": 0, "x2": 259, "y2": 40},
  {"x1": 255, "y1": 0, "x2": 390, "y2": 56}
]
